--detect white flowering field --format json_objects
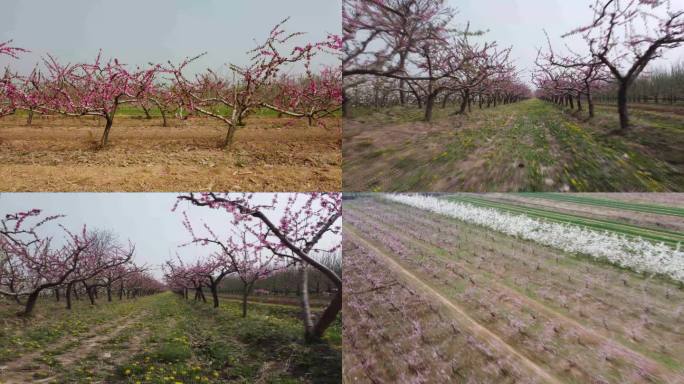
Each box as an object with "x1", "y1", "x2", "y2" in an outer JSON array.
[{"x1": 385, "y1": 194, "x2": 684, "y2": 282}]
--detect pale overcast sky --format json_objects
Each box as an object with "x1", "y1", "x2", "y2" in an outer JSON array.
[
  {"x1": 0, "y1": 0, "x2": 341, "y2": 75},
  {"x1": 0, "y1": 193, "x2": 341, "y2": 279},
  {"x1": 452, "y1": 0, "x2": 684, "y2": 85}
]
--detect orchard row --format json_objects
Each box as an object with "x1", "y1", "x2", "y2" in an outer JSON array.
[
  {"x1": 533, "y1": 0, "x2": 683, "y2": 131},
  {"x1": 343, "y1": 0, "x2": 531, "y2": 121},
  {"x1": 1, "y1": 193, "x2": 342, "y2": 344},
  {"x1": 0, "y1": 19, "x2": 342, "y2": 148}
]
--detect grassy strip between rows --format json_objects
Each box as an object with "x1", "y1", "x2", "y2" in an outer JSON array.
[
  {"x1": 13, "y1": 104, "x2": 342, "y2": 118},
  {"x1": 518, "y1": 192, "x2": 684, "y2": 217},
  {"x1": 445, "y1": 195, "x2": 684, "y2": 247}
]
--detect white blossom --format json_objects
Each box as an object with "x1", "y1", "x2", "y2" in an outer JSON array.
[{"x1": 384, "y1": 194, "x2": 684, "y2": 282}]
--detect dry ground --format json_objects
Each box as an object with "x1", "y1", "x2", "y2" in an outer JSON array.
[{"x1": 0, "y1": 115, "x2": 340, "y2": 191}]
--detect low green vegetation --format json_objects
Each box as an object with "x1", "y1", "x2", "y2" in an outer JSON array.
[
  {"x1": 445, "y1": 194, "x2": 684, "y2": 246},
  {"x1": 0, "y1": 292, "x2": 341, "y2": 384},
  {"x1": 519, "y1": 192, "x2": 684, "y2": 217},
  {"x1": 343, "y1": 99, "x2": 684, "y2": 192}
]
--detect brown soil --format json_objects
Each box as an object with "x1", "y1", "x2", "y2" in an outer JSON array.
[{"x1": 0, "y1": 115, "x2": 340, "y2": 191}]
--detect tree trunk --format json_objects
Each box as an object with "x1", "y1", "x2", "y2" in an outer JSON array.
[
  {"x1": 424, "y1": 93, "x2": 435, "y2": 122},
  {"x1": 210, "y1": 283, "x2": 220, "y2": 308},
  {"x1": 398, "y1": 80, "x2": 406, "y2": 106},
  {"x1": 198, "y1": 286, "x2": 207, "y2": 303},
  {"x1": 66, "y1": 282, "x2": 74, "y2": 310},
  {"x1": 300, "y1": 266, "x2": 315, "y2": 340},
  {"x1": 107, "y1": 285, "x2": 112, "y2": 302},
  {"x1": 142, "y1": 105, "x2": 151, "y2": 119},
  {"x1": 222, "y1": 125, "x2": 237, "y2": 149},
  {"x1": 310, "y1": 289, "x2": 342, "y2": 341},
  {"x1": 457, "y1": 90, "x2": 469, "y2": 114},
  {"x1": 27, "y1": 109, "x2": 34, "y2": 125},
  {"x1": 587, "y1": 90, "x2": 595, "y2": 118},
  {"x1": 241, "y1": 285, "x2": 251, "y2": 318},
  {"x1": 616, "y1": 82, "x2": 630, "y2": 133},
  {"x1": 84, "y1": 282, "x2": 95, "y2": 305},
  {"x1": 160, "y1": 108, "x2": 167, "y2": 127},
  {"x1": 576, "y1": 93, "x2": 582, "y2": 111},
  {"x1": 20, "y1": 291, "x2": 40, "y2": 316},
  {"x1": 54, "y1": 288, "x2": 60, "y2": 302},
  {"x1": 101, "y1": 115, "x2": 114, "y2": 147}
]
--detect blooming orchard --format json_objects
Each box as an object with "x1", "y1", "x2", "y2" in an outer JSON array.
[
  {"x1": 343, "y1": 0, "x2": 531, "y2": 120},
  {"x1": 0, "y1": 20, "x2": 341, "y2": 149},
  {"x1": 173, "y1": 192, "x2": 341, "y2": 341},
  {"x1": 537, "y1": 0, "x2": 684, "y2": 131},
  {"x1": 0, "y1": 208, "x2": 161, "y2": 316},
  {"x1": 344, "y1": 196, "x2": 684, "y2": 383},
  {"x1": 385, "y1": 194, "x2": 684, "y2": 282},
  {"x1": 168, "y1": 18, "x2": 342, "y2": 148}
]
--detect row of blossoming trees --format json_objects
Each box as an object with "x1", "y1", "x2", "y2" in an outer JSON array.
[
  {"x1": 534, "y1": 0, "x2": 684, "y2": 133},
  {"x1": 0, "y1": 209, "x2": 161, "y2": 317},
  {"x1": 0, "y1": 19, "x2": 342, "y2": 148},
  {"x1": 165, "y1": 193, "x2": 341, "y2": 342},
  {"x1": 342, "y1": 0, "x2": 532, "y2": 121}
]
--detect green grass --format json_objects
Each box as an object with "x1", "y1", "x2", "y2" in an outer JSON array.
[
  {"x1": 0, "y1": 292, "x2": 340, "y2": 384},
  {"x1": 517, "y1": 192, "x2": 684, "y2": 217},
  {"x1": 344, "y1": 98, "x2": 683, "y2": 192},
  {"x1": 13, "y1": 104, "x2": 314, "y2": 118},
  {"x1": 445, "y1": 194, "x2": 684, "y2": 247},
  {"x1": 0, "y1": 296, "x2": 145, "y2": 363}
]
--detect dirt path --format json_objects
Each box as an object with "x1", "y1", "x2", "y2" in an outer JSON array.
[
  {"x1": 0, "y1": 311, "x2": 145, "y2": 384},
  {"x1": 345, "y1": 227, "x2": 564, "y2": 384},
  {"x1": 51, "y1": 311, "x2": 145, "y2": 367}
]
